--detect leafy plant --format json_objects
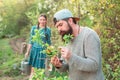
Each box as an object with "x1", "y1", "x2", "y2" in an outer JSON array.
[
  {"x1": 32, "y1": 29, "x2": 45, "y2": 45},
  {"x1": 32, "y1": 68, "x2": 68, "y2": 80},
  {"x1": 32, "y1": 29, "x2": 74, "y2": 57},
  {"x1": 63, "y1": 34, "x2": 73, "y2": 45},
  {"x1": 31, "y1": 29, "x2": 70, "y2": 79},
  {"x1": 42, "y1": 45, "x2": 57, "y2": 57},
  {"x1": 32, "y1": 29, "x2": 58, "y2": 57}
]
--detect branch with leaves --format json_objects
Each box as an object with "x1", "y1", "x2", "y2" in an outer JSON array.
[
  {"x1": 63, "y1": 34, "x2": 73, "y2": 45},
  {"x1": 31, "y1": 29, "x2": 74, "y2": 79},
  {"x1": 32, "y1": 29, "x2": 73, "y2": 57},
  {"x1": 32, "y1": 29, "x2": 57, "y2": 57}
]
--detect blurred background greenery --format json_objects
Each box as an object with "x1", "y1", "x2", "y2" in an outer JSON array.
[{"x1": 0, "y1": 0, "x2": 120, "y2": 80}]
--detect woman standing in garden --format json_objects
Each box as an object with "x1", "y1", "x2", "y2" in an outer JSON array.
[{"x1": 25, "y1": 14, "x2": 51, "y2": 79}]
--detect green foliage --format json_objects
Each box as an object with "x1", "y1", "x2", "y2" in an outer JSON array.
[
  {"x1": 32, "y1": 29, "x2": 58, "y2": 57},
  {"x1": 25, "y1": 0, "x2": 55, "y2": 25},
  {"x1": 29, "y1": 0, "x2": 120, "y2": 79},
  {"x1": 0, "y1": 39, "x2": 23, "y2": 77},
  {"x1": 0, "y1": 0, "x2": 30, "y2": 38},
  {"x1": 63, "y1": 34, "x2": 73, "y2": 45},
  {"x1": 32, "y1": 29, "x2": 74, "y2": 57},
  {"x1": 76, "y1": 0, "x2": 120, "y2": 79},
  {"x1": 102, "y1": 55, "x2": 120, "y2": 80},
  {"x1": 32, "y1": 29, "x2": 45, "y2": 45},
  {"x1": 43, "y1": 45, "x2": 57, "y2": 57},
  {"x1": 31, "y1": 29, "x2": 74, "y2": 79},
  {"x1": 32, "y1": 68, "x2": 68, "y2": 80},
  {"x1": 32, "y1": 69, "x2": 45, "y2": 80},
  {"x1": 0, "y1": 0, "x2": 120, "y2": 79},
  {"x1": 100, "y1": 27, "x2": 120, "y2": 80}
]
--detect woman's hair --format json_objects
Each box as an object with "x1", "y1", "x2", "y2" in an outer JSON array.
[
  {"x1": 37, "y1": 14, "x2": 48, "y2": 40},
  {"x1": 37, "y1": 13, "x2": 47, "y2": 29},
  {"x1": 39, "y1": 13, "x2": 47, "y2": 20}
]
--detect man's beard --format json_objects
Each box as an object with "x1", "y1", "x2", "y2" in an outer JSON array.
[{"x1": 61, "y1": 22, "x2": 73, "y2": 42}]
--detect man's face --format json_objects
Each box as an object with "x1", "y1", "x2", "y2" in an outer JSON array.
[{"x1": 55, "y1": 20, "x2": 72, "y2": 37}]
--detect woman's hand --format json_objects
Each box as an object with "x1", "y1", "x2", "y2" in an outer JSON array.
[{"x1": 25, "y1": 52, "x2": 29, "y2": 58}]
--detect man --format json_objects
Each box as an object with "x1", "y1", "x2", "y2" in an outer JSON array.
[{"x1": 51, "y1": 9, "x2": 104, "y2": 80}]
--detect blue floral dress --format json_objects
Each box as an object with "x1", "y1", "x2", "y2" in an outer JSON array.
[{"x1": 28, "y1": 26, "x2": 51, "y2": 68}]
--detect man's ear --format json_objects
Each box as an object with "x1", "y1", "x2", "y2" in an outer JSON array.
[{"x1": 68, "y1": 18, "x2": 73, "y2": 25}]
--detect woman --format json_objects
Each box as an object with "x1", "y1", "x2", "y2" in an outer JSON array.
[{"x1": 25, "y1": 14, "x2": 51, "y2": 79}]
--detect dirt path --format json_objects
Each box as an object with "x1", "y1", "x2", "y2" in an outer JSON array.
[
  {"x1": 3, "y1": 37, "x2": 29, "y2": 80},
  {"x1": 9, "y1": 37, "x2": 26, "y2": 54}
]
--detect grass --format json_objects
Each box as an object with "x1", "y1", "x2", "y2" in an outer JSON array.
[{"x1": 0, "y1": 38, "x2": 27, "y2": 80}]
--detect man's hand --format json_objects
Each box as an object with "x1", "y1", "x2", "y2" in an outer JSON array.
[
  {"x1": 60, "y1": 47, "x2": 71, "y2": 61},
  {"x1": 50, "y1": 55, "x2": 62, "y2": 68}
]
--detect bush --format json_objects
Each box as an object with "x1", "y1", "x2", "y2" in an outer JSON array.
[{"x1": 100, "y1": 27, "x2": 120, "y2": 80}]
